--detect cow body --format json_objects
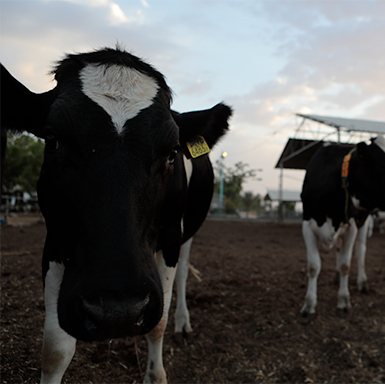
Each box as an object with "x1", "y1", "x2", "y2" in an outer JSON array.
[
  {"x1": 1, "y1": 47, "x2": 231, "y2": 383},
  {"x1": 300, "y1": 136, "x2": 385, "y2": 316}
]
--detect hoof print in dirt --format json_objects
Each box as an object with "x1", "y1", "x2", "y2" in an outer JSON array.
[
  {"x1": 174, "y1": 331, "x2": 190, "y2": 346},
  {"x1": 298, "y1": 312, "x2": 317, "y2": 325},
  {"x1": 359, "y1": 281, "x2": 369, "y2": 294},
  {"x1": 336, "y1": 307, "x2": 350, "y2": 318}
]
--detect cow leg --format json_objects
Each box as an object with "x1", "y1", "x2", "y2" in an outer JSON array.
[
  {"x1": 301, "y1": 220, "x2": 321, "y2": 315},
  {"x1": 380, "y1": 220, "x2": 385, "y2": 234},
  {"x1": 174, "y1": 237, "x2": 193, "y2": 338},
  {"x1": 367, "y1": 215, "x2": 374, "y2": 238},
  {"x1": 336, "y1": 218, "x2": 358, "y2": 312},
  {"x1": 145, "y1": 252, "x2": 177, "y2": 384},
  {"x1": 355, "y1": 216, "x2": 370, "y2": 293},
  {"x1": 41, "y1": 262, "x2": 76, "y2": 384}
]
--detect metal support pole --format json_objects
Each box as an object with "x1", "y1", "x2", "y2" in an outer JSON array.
[
  {"x1": 218, "y1": 152, "x2": 227, "y2": 214},
  {"x1": 4, "y1": 196, "x2": 9, "y2": 223},
  {"x1": 278, "y1": 165, "x2": 284, "y2": 223},
  {"x1": 219, "y1": 162, "x2": 224, "y2": 211}
]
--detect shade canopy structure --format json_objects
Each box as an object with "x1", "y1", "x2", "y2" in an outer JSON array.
[
  {"x1": 275, "y1": 138, "x2": 354, "y2": 170},
  {"x1": 296, "y1": 114, "x2": 385, "y2": 135},
  {"x1": 276, "y1": 114, "x2": 385, "y2": 170},
  {"x1": 274, "y1": 113, "x2": 385, "y2": 222},
  {"x1": 265, "y1": 189, "x2": 301, "y2": 202}
]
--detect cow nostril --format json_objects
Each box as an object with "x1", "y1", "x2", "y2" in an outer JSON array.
[
  {"x1": 82, "y1": 298, "x2": 104, "y2": 319},
  {"x1": 136, "y1": 313, "x2": 145, "y2": 327},
  {"x1": 84, "y1": 317, "x2": 98, "y2": 333},
  {"x1": 81, "y1": 292, "x2": 152, "y2": 336},
  {"x1": 134, "y1": 294, "x2": 150, "y2": 327},
  {"x1": 142, "y1": 293, "x2": 150, "y2": 308}
]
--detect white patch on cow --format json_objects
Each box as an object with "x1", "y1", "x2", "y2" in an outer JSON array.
[
  {"x1": 352, "y1": 196, "x2": 363, "y2": 209},
  {"x1": 355, "y1": 216, "x2": 370, "y2": 291},
  {"x1": 336, "y1": 218, "x2": 358, "y2": 310},
  {"x1": 181, "y1": 156, "x2": 193, "y2": 235},
  {"x1": 174, "y1": 158, "x2": 193, "y2": 335},
  {"x1": 145, "y1": 252, "x2": 177, "y2": 384},
  {"x1": 41, "y1": 262, "x2": 77, "y2": 384},
  {"x1": 175, "y1": 237, "x2": 193, "y2": 335},
  {"x1": 374, "y1": 135, "x2": 385, "y2": 152},
  {"x1": 43, "y1": 261, "x2": 65, "y2": 329},
  {"x1": 302, "y1": 217, "x2": 361, "y2": 315},
  {"x1": 80, "y1": 63, "x2": 159, "y2": 134},
  {"x1": 301, "y1": 220, "x2": 321, "y2": 314},
  {"x1": 183, "y1": 156, "x2": 193, "y2": 187},
  {"x1": 309, "y1": 217, "x2": 347, "y2": 251}
]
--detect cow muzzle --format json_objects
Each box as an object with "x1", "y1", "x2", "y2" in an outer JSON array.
[
  {"x1": 58, "y1": 284, "x2": 163, "y2": 342},
  {"x1": 81, "y1": 292, "x2": 151, "y2": 340}
]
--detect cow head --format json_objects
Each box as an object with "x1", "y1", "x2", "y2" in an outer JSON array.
[
  {"x1": 351, "y1": 135, "x2": 385, "y2": 212},
  {"x1": 1, "y1": 47, "x2": 231, "y2": 341}
]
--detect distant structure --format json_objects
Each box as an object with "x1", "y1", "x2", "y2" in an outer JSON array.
[
  {"x1": 275, "y1": 114, "x2": 385, "y2": 222},
  {"x1": 265, "y1": 190, "x2": 301, "y2": 202},
  {"x1": 264, "y1": 189, "x2": 301, "y2": 220}
]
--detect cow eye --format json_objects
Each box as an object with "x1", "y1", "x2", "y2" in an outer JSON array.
[
  {"x1": 168, "y1": 149, "x2": 178, "y2": 164},
  {"x1": 45, "y1": 135, "x2": 59, "y2": 151}
]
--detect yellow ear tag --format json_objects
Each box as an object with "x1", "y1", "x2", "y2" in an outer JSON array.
[{"x1": 186, "y1": 136, "x2": 210, "y2": 158}]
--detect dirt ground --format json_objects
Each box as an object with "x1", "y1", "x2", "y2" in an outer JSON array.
[{"x1": 1, "y1": 216, "x2": 384, "y2": 384}]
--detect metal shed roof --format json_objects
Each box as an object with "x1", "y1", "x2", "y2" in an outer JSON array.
[
  {"x1": 265, "y1": 189, "x2": 301, "y2": 202},
  {"x1": 275, "y1": 138, "x2": 354, "y2": 170},
  {"x1": 296, "y1": 114, "x2": 385, "y2": 135},
  {"x1": 275, "y1": 114, "x2": 385, "y2": 170}
]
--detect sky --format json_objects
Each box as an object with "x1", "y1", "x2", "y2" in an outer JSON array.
[{"x1": 1, "y1": 0, "x2": 385, "y2": 197}]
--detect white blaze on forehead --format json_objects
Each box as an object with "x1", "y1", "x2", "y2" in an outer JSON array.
[
  {"x1": 374, "y1": 135, "x2": 385, "y2": 152},
  {"x1": 80, "y1": 63, "x2": 159, "y2": 134}
]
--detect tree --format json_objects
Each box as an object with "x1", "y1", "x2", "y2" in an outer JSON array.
[
  {"x1": 3, "y1": 134, "x2": 45, "y2": 194},
  {"x1": 283, "y1": 201, "x2": 296, "y2": 212},
  {"x1": 241, "y1": 191, "x2": 255, "y2": 218},
  {"x1": 241, "y1": 191, "x2": 262, "y2": 217},
  {"x1": 214, "y1": 161, "x2": 257, "y2": 213}
]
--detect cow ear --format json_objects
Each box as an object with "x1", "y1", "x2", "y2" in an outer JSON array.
[
  {"x1": 1, "y1": 64, "x2": 56, "y2": 138},
  {"x1": 172, "y1": 103, "x2": 232, "y2": 151},
  {"x1": 356, "y1": 141, "x2": 369, "y2": 161}
]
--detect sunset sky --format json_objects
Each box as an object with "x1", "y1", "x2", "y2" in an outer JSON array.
[{"x1": 2, "y1": 0, "x2": 384, "y2": 196}]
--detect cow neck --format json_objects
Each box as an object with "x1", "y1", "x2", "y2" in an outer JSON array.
[{"x1": 341, "y1": 147, "x2": 356, "y2": 225}]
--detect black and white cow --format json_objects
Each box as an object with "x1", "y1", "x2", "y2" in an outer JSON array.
[
  {"x1": 300, "y1": 136, "x2": 385, "y2": 316},
  {"x1": 1, "y1": 47, "x2": 232, "y2": 383}
]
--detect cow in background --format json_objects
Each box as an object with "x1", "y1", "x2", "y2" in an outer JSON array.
[
  {"x1": 368, "y1": 211, "x2": 385, "y2": 236},
  {"x1": 1, "y1": 47, "x2": 232, "y2": 384},
  {"x1": 300, "y1": 136, "x2": 385, "y2": 316}
]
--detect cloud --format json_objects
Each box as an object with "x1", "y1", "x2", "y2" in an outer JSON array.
[
  {"x1": 108, "y1": 2, "x2": 130, "y2": 25},
  {"x1": 1, "y1": 0, "x2": 384, "y2": 195},
  {"x1": 214, "y1": 1, "x2": 385, "y2": 193},
  {"x1": 0, "y1": 0, "x2": 190, "y2": 92},
  {"x1": 227, "y1": 0, "x2": 385, "y2": 142},
  {"x1": 267, "y1": 1, "x2": 385, "y2": 113}
]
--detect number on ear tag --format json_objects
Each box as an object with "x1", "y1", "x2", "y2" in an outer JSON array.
[{"x1": 186, "y1": 136, "x2": 210, "y2": 158}]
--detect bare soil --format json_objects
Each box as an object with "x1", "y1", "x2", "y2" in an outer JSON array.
[{"x1": 1, "y1": 217, "x2": 384, "y2": 384}]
